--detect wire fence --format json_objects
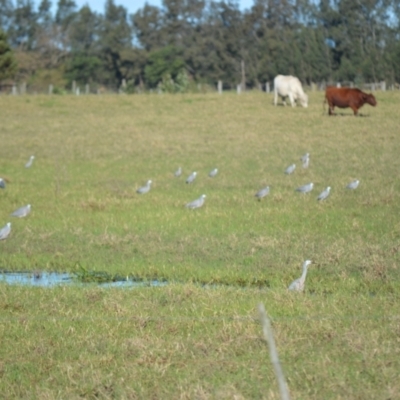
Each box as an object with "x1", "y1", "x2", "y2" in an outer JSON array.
[{"x1": 0, "y1": 80, "x2": 397, "y2": 96}]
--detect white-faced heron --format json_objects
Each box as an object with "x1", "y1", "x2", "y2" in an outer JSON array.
[
  {"x1": 25, "y1": 155, "x2": 35, "y2": 168},
  {"x1": 11, "y1": 204, "x2": 31, "y2": 218},
  {"x1": 0, "y1": 222, "x2": 11, "y2": 240},
  {"x1": 186, "y1": 171, "x2": 197, "y2": 184},
  {"x1": 317, "y1": 186, "x2": 331, "y2": 201},
  {"x1": 137, "y1": 180, "x2": 152, "y2": 194},
  {"x1": 186, "y1": 194, "x2": 206, "y2": 209},
  {"x1": 174, "y1": 167, "x2": 182, "y2": 177},
  {"x1": 288, "y1": 260, "x2": 311, "y2": 291},
  {"x1": 301, "y1": 153, "x2": 310, "y2": 168},
  {"x1": 209, "y1": 168, "x2": 218, "y2": 177},
  {"x1": 346, "y1": 179, "x2": 360, "y2": 190},
  {"x1": 284, "y1": 164, "x2": 296, "y2": 175},
  {"x1": 255, "y1": 186, "x2": 270, "y2": 199},
  {"x1": 296, "y1": 182, "x2": 314, "y2": 193}
]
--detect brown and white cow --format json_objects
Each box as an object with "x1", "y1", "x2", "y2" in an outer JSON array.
[{"x1": 325, "y1": 87, "x2": 377, "y2": 116}]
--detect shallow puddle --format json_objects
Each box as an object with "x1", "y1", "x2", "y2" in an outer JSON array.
[{"x1": 0, "y1": 271, "x2": 166, "y2": 288}]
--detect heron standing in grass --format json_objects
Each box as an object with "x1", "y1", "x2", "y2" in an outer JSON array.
[
  {"x1": 301, "y1": 153, "x2": 310, "y2": 168},
  {"x1": 288, "y1": 260, "x2": 312, "y2": 291},
  {"x1": 137, "y1": 180, "x2": 152, "y2": 194},
  {"x1": 209, "y1": 168, "x2": 218, "y2": 177},
  {"x1": 186, "y1": 194, "x2": 206, "y2": 209},
  {"x1": 317, "y1": 186, "x2": 331, "y2": 201},
  {"x1": 296, "y1": 182, "x2": 314, "y2": 193},
  {"x1": 186, "y1": 171, "x2": 197, "y2": 184},
  {"x1": 346, "y1": 179, "x2": 360, "y2": 190},
  {"x1": 25, "y1": 155, "x2": 35, "y2": 168},
  {"x1": 255, "y1": 186, "x2": 270, "y2": 200},
  {"x1": 0, "y1": 178, "x2": 5, "y2": 189},
  {"x1": 0, "y1": 222, "x2": 11, "y2": 240},
  {"x1": 11, "y1": 204, "x2": 31, "y2": 218},
  {"x1": 284, "y1": 164, "x2": 296, "y2": 175},
  {"x1": 174, "y1": 167, "x2": 182, "y2": 177}
]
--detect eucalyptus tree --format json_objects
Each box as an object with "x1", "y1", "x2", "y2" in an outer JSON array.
[
  {"x1": 0, "y1": 0, "x2": 14, "y2": 33},
  {"x1": 0, "y1": 29, "x2": 17, "y2": 81},
  {"x1": 8, "y1": 0, "x2": 38, "y2": 49},
  {"x1": 98, "y1": 0, "x2": 133, "y2": 86}
]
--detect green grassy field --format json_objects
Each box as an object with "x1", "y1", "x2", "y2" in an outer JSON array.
[{"x1": 1, "y1": 91, "x2": 399, "y2": 398}]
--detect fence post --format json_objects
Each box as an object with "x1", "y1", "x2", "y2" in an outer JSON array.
[
  {"x1": 350, "y1": 82, "x2": 354, "y2": 88},
  {"x1": 371, "y1": 83, "x2": 375, "y2": 91},
  {"x1": 20, "y1": 82, "x2": 26, "y2": 95},
  {"x1": 120, "y1": 79, "x2": 126, "y2": 93},
  {"x1": 237, "y1": 84, "x2": 241, "y2": 94},
  {"x1": 258, "y1": 303, "x2": 290, "y2": 400},
  {"x1": 218, "y1": 80, "x2": 222, "y2": 94},
  {"x1": 76, "y1": 87, "x2": 80, "y2": 96},
  {"x1": 12, "y1": 84, "x2": 17, "y2": 95},
  {"x1": 85, "y1": 84, "x2": 89, "y2": 94},
  {"x1": 266, "y1": 82, "x2": 270, "y2": 93},
  {"x1": 241, "y1": 59, "x2": 246, "y2": 92},
  {"x1": 49, "y1": 84, "x2": 53, "y2": 95},
  {"x1": 380, "y1": 81, "x2": 386, "y2": 91},
  {"x1": 72, "y1": 80, "x2": 76, "y2": 94},
  {"x1": 336, "y1": 82, "x2": 341, "y2": 88}
]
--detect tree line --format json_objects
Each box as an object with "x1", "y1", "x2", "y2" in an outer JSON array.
[{"x1": 1, "y1": 0, "x2": 400, "y2": 92}]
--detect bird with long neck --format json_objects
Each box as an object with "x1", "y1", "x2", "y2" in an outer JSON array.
[{"x1": 288, "y1": 260, "x2": 312, "y2": 292}]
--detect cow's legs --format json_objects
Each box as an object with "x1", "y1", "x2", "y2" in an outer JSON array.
[
  {"x1": 288, "y1": 93, "x2": 295, "y2": 107},
  {"x1": 274, "y1": 90, "x2": 278, "y2": 106},
  {"x1": 350, "y1": 106, "x2": 358, "y2": 116},
  {"x1": 328, "y1": 103, "x2": 335, "y2": 115}
]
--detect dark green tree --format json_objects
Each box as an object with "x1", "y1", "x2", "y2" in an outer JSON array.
[
  {"x1": 0, "y1": 29, "x2": 17, "y2": 81},
  {"x1": 98, "y1": 0, "x2": 132, "y2": 86},
  {"x1": 8, "y1": 0, "x2": 38, "y2": 49},
  {"x1": 55, "y1": 0, "x2": 77, "y2": 51},
  {"x1": 65, "y1": 53, "x2": 102, "y2": 84},
  {"x1": 0, "y1": 0, "x2": 14, "y2": 32},
  {"x1": 132, "y1": 5, "x2": 164, "y2": 51},
  {"x1": 144, "y1": 45, "x2": 184, "y2": 87}
]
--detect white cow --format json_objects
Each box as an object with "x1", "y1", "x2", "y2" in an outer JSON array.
[{"x1": 273, "y1": 75, "x2": 308, "y2": 108}]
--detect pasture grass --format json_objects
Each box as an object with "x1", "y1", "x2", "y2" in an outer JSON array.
[{"x1": 0, "y1": 91, "x2": 399, "y2": 398}]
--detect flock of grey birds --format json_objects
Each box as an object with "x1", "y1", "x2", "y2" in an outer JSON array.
[
  {"x1": 0, "y1": 156, "x2": 35, "y2": 240},
  {"x1": 136, "y1": 167, "x2": 218, "y2": 210},
  {"x1": 2, "y1": 152, "x2": 360, "y2": 291},
  {"x1": 134, "y1": 152, "x2": 360, "y2": 292}
]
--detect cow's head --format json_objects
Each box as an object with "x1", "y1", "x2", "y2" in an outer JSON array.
[
  {"x1": 363, "y1": 93, "x2": 377, "y2": 107},
  {"x1": 300, "y1": 93, "x2": 308, "y2": 108}
]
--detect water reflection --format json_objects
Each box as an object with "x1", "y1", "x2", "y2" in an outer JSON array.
[{"x1": 0, "y1": 271, "x2": 166, "y2": 288}]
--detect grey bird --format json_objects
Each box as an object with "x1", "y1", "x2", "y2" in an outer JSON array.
[
  {"x1": 284, "y1": 164, "x2": 296, "y2": 175},
  {"x1": 0, "y1": 222, "x2": 11, "y2": 240},
  {"x1": 11, "y1": 204, "x2": 31, "y2": 218},
  {"x1": 186, "y1": 171, "x2": 197, "y2": 184},
  {"x1": 174, "y1": 167, "x2": 182, "y2": 177},
  {"x1": 25, "y1": 155, "x2": 35, "y2": 168},
  {"x1": 255, "y1": 186, "x2": 270, "y2": 199},
  {"x1": 209, "y1": 168, "x2": 218, "y2": 177},
  {"x1": 136, "y1": 180, "x2": 152, "y2": 194},
  {"x1": 301, "y1": 153, "x2": 310, "y2": 168},
  {"x1": 288, "y1": 260, "x2": 312, "y2": 292},
  {"x1": 317, "y1": 186, "x2": 331, "y2": 201},
  {"x1": 186, "y1": 194, "x2": 206, "y2": 209},
  {"x1": 346, "y1": 179, "x2": 360, "y2": 190},
  {"x1": 296, "y1": 182, "x2": 314, "y2": 193},
  {"x1": 0, "y1": 178, "x2": 5, "y2": 189}
]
